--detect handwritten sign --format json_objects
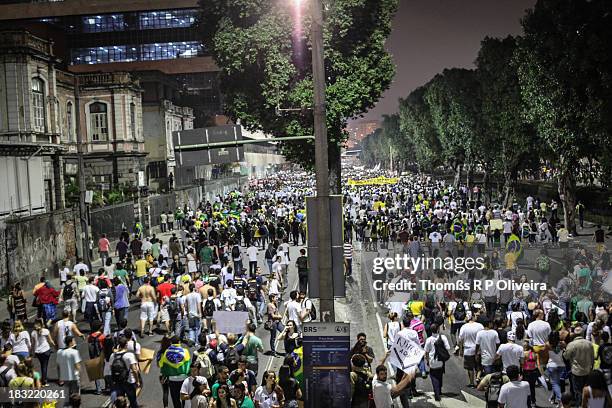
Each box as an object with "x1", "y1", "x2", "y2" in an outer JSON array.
[
  {"x1": 212, "y1": 311, "x2": 249, "y2": 334},
  {"x1": 388, "y1": 330, "x2": 425, "y2": 373}
]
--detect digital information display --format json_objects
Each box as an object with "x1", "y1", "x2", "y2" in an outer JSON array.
[{"x1": 303, "y1": 322, "x2": 351, "y2": 408}]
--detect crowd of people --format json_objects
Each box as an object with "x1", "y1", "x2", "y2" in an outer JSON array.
[{"x1": 0, "y1": 169, "x2": 610, "y2": 408}]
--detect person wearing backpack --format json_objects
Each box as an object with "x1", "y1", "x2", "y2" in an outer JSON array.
[
  {"x1": 109, "y1": 336, "x2": 140, "y2": 408},
  {"x1": 87, "y1": 322, "x2": 106, "y2": 394},
  {"x1": 424, "y1": 323, "x2": 451, "y2": 401},
  {"x1": 60, "y1": 274, "x2": 79, "y2": 322},
  {"x1": 298, "y1": 291, "x2": 315, "y2": 325},
  {"x1": 450, "y1": 297, "x2": 468, "y2": 348},
  {"x1": 477, "y1": 368, "x2": 510, "y2": 408},
  {"x1": 97, "y1": 280, "x2": 114, "y2": 336},
  {"x1": 350, "y1": 354, "x2": 373, "y2": 408}
]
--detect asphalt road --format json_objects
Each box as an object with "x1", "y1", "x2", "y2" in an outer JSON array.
[{"x1": 32, "y1": 230, "x2": 303, "y2": 408}]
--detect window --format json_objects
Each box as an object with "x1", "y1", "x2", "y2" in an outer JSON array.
[
  {"x1": 89, "y1": 102, "x2": 108, "y2": 141},
  {"x1": 32, "y1": 78, "x2": 45, "y2": 132},
  {"x1": 71, "y1": 41, "x2": 202, "y2": 65},
  {"x1": 66, "y1": 101, "x2": 74, "y2": 141},
  {"x1": 130, "y1": 102, "x2": 136, "y2": 140}
]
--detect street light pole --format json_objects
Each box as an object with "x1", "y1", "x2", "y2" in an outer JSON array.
[
  {"x1": 311, "y1": 0, "x2": 335, "y2": 321},
  {"x1": 74, "y1": 76, "x2": 91, "y2": 268}
]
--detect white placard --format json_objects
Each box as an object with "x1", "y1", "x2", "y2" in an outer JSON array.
[
  {"x1": 388, "y1": 330, "x2": 425, "y2": 373},
  {"x1": 212, "y1": 311, "x2": 249, "y2": 334}
]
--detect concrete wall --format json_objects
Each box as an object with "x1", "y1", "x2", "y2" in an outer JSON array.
[
  {"x1": 0, "y1": 209, "x2": 82, "y2": 291},
  {"x1": 90, "y1": 201, "x2": 135, "y2": 242}
]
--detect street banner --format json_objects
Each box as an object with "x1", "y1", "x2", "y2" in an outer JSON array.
[
  {"x1": 388, "y1": 331, "x2": 425, "y2": 373},
  {"x1": 303, "y1": 322, "x2": 351, "y2": 408},
  {"x1": 347, "y1": 176, "x2": 399, "y2": 186},
  {"x1": 212, "y1": 311, "x2": 249, "y2": 334},
  {"x1": 490, "y1": 219, "x2": 503, "y2": 231}
]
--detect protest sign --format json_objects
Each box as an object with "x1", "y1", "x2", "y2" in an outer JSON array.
[
  {"x1": 388, "y1": 331, "x2": 425, "y2": 373},
  {"x1": 213, "y1": 311, "x2": 250, "y2": 334}
]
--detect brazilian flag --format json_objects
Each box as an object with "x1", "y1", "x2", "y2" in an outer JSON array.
[
  {"x1": 506, "y1": 233, "x2": 523, "y2": 260},
  {"x1": 452, "y1": 219, "x2": 465, "y2": 240},
  {"x1": 292, "y1": 346, "x2": 304, "y2": 393},
  {"x1": 421, "y1": 217, "x2": 431, "y2": 232},
  {"x1": 159, "y1": 345, "x2": 191, "y2": 377}
]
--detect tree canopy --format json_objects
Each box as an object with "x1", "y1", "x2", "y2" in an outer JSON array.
[{"x1": 198, "y1": 0, "x2": 399, "y2": 191}]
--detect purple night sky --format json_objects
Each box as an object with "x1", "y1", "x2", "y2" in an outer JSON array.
[{"x1": 359, "y1": 0, "x2": 536, "y2": 122}]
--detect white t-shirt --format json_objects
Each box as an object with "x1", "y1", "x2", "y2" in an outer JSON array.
[
  {"x1": 9, "y1": 331, "x2": 31, "y2": 354},
  {"x1": 509, "y1": 311, "x2": 526, "y2": 332},
  {"x1": 475, "y1": 329, "x2": 500, "y2": 366},
  {"x1": 185, "y1": 292, "x2": 203, "y2": 318},
  {"x1": 73, "y1": 263, "x2": 89, "y2": 274},
  {"x1": 372, "y1": 378, "x2": 396, "y2": 408},
  {"x1": 109, "y1": 351, "x2": 138, "y2": 383},
  {"x1": 458, "y1": 322, "x2": 484, "y2": 356},
  {"x1": 254, "y1": 386, "x2": 280, "y2": 408},
  {"x1": 57, "y1": 347, "x2": 82, "y2": 381},
  {"x1": 286, "y1": 300, "x2": 302, "y2": 325},
  {"x1": 246, "y1": 246, "x2": 258, "y2": 262},
  {"x1": 31, "y1": 329, "x2": 51, "y2": 354},
  {"x1": 221, "y1": 288, "x2": 237, "y2": 309},
  {"x1": 498, "y1": 380, "x2": 531, "y2": 408},
  {"x1": 60, "y1": 267, "x2": 69, "y2": 282},
  {"x1": 268, "y1": 279, "x2": 281, "y2": 296},
  {"x1": 428, "y1": 232, "x2": 442, "y2": 243},
  {"x1": 82, "y1": 284, "x2": 100, "y2": 302},
  {"x1": 300, "y1": 299, "x2": 313, "y2": 324},
  {"x1": 180, "y1": 376, "x2": 209, "y2": 408},
  {"x1": 424, "y1": 334, "x2": 451, "y2": 369},
  {"x1": 496, "y1": 343, "x2": 523, "y2": 370},
  {"x1": 526, "y1": 320, "x2": 551, "y2": 346}
]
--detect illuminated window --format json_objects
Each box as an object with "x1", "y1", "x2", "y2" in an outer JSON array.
[
  {"x1": 89, "y1": 102, "x2": 108, "y2": 141},
  {"x1": 32, "y1": 78, "x2": 45, "y2": 132}
]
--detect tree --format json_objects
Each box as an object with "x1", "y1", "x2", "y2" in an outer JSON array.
[
  {"x1": 198, "y1": 0, "x2": 399, "y2": 192},
  {"x1": 398, "y1": 85, "x2": 443, "y2": 172},
  {"x1": 424, "y1": 68, "x2": 482, "y2": 187},
  {"x1": 476, "y1": 36, "x2": 538, "y2": 206},
  {"x1": 515, "y1": 0, "x2": 612, "y2": 234},
  {"x1": 359, "y1": 113, "x2": 411, "y2": 170}
]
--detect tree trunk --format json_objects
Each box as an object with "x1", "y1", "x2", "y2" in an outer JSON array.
[
  {"x1": 502, "y1": 170, "x2": 515, "y2": 209},
  {"x1": 482, "y1": 169, "x2": 491, "y2": 206},
  {"x1": 328, "y1": 143, "x2": 342, "y2": 194},
  {"x1": 465, "y1": 164, "x2": 473, "y2": 198},
  {"x1": 558, "y1": 167, "x2": 578, "y2": 236},
  {"x1": 453, "y1": 163, "x2": 462, "y2": 188}
]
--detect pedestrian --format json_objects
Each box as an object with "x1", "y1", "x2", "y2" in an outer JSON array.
[
  {"x1": 9, "y1": 283, "x2": 27, "y2": 323},
  {"x1": 383, "y1": 312, "x2": 400, "y2": 350},
  {"x1": 458, "y1": 313, "x2": 484, "y2": 388},
  {"x1": 497, "y1": 365, "x2": 531, "y2": 408},
  {"x1": 161, "y1": 211, "x2": 168, "y2": 233},
  {"x1": 179, "y1": 361, "x2": 209, "y2": 408},
  {"x1": 159, "y1": 335, "x2": 192, "y2": 408},
  {"x1": 82, "y1": 277, "x2": 100, "y2": 332},
  {"x1": 371, "y1": 363, "x2": 413, "y2": 408},
  {"x1": 241, "y1": 322, "x2": 263, "y2": 375},
  {"x1": 109, "y1": 335, "x2": 140, "y2": 408},
  {"x1": 350, "y1": 354, "x2": 372, "y2": 408},
  {"x1": 31, "y1": 318, "x2": 54, "y2": 385},
  {"x1": 246, "y1": 243, "x2": 258, "y2": 278},
  {"x1": 475, "y1": 318, "x2": 500, "y2": 376},
  {"x1": 424, "y1": 323, "x2": 451, "y2": 401},
  {"x1": 563, "y1": 326, "x2": 594, "y2": 407},
  {"x1": 56, "y1": 335, "x2": 82, "y2": 396},
  {"x1": 99, "y1": 234, "x2": 111, "y2": 265},
  {"x1": 33, "y1": 280, "x2": 60, "y2": 326},
  {"x1": 9, "y1": 320, "x2": 31, "y2": 360},
  {"x1": 136, "y1": 276, "x2": 157, "y2": 337},
  {"x1": 87, "y1": 322, "x2": 106, "y2": 395},
  {"x1": 184, "y1": 283, "x2": 202, "y2": 347},
  {"x1": 295, "y1": 249, "x2": 308, "y2": 294},
  {"x1": 254, "y1": 370, "x2": 283, "y2": 408}
]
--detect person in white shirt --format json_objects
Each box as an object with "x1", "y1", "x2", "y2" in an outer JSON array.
[
  {"x1": 59, "y1": 261, "x2": 70, "y2": 287},
  {"x1": 393, "y1": 315, "x2": 423, "y2": 406},
  {"x1": 284, "y1": 291, "x2": 302, "y2": 332},
  {"x1": 184, "y1": 284, "x2": 202, "y2": 347},
  {"x1": 31, "y1": 318, "x2": 55, "y2": 385},
  {"x1": 56, "y1": 335, "x2": 82, "y2": 396},
  {"x1": 180, "y1": 362, "x2": 209, "y2": 408},
  {"x1": 497, "y1": 365, "x2": 531, "y2": 408},
  {"x1": 109, "y1": 336, "x2": 140, "y2": 408},
  {"x1": 271, "y1": 256, "x2": 283, "y2": 287},
  {"x1": 475, "y1": 319, "x2": 500, "y2": 375},
  {"x1": 220, "y1": 280, "x2": 237, "y2": 311},
  {"x1": 81, "y1": 277, "x2": 100, "y2": 332},
  {"x1": 496, "y1": 331, "x2": 524, "y2": 371},
  {"x1": 424, "y1": 323, "x2": 451, "y2": 401},
  {"x1": 246, "y1": 244, "x2": 258, "y2": 277},
  {"x1": 372, "y1": 363, "x2": 414, "y2": 408},
  {"x1": 458, "y1": 314, "x2": 484, "y2": 388},
  {"x1": 428, "y1": 230, "x2": 442, "y2": 256},
  {"x1": 525, "y1": 309, "x2": 551, "y2": 364},
  {"x1": 221, "y1": 266, "x2": 235, "y2": 289}
]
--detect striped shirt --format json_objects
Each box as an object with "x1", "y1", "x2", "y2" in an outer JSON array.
[{"x1": 343, "y1": 243, "x2": 353, "y2": 260}]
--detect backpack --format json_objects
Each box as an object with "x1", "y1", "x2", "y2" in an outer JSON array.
[
  {"x1": 225, "y1": 346, "x2": 240, "y2": 371},
  {"x1": 523, "y1": 351, "x2": 537, "y2": 371},
  {"x1": 453, "y1": 302, "x2": 466, "y2": 322},
  {"x1": 111, "y1": 352, "x2": 130, "y2": 383},
  {"x1": 194, "y1": 350, "x2": 215, "y2": 380},
  {"x1": 302, "y1": 298, "x2": 317, "y2": 320},
  {"x1": 232, "y1": 246, "x2": 240, "y2": 259},
  {"x1": 88, "y1": 332, "x2": 105, "y2": 358},
  {"x1": 97, "y1": 289, "x2": 111, "y2": 313},
  {"x1": 167, "y1": 298, "x2": 180, "y2": 319},
  {"x1": 433, "y1": 336, "x2": 450, "y2": 362},
  {"x1": 63, "y1": 281, "x2": 75, "y2": 301},
  {"x1": 486, "y1": 372, "x2": 504, "y2": 404},
  {"x1": 203, "y1": 299, "x2": 217, "y2": 318},
  {"x1": 600, "y1": 344, "x2": 612, "y2": 367},
  {"x1": 352, "y1": 371, "x2": 372, "y2": 402},
  {"x1": 247, "y1": 280, "x2": 259, "y2": 302},
  {"x1": 234, "y1": 298, "x2": 247, "y2": 312},
  {"x1": 0, "y1": 366, "x2": 9, "y2": 387}
]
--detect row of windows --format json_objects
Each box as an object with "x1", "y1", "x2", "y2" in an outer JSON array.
[
  {"x1": 30, "y1": 78, "x2": 137, "y2": 141},
  {"x1": 40, "y1": 9, "x2": 197, "y2": 34},
  {"x1": 71, "y1": 41, "x2": 202, "y2": 65}
]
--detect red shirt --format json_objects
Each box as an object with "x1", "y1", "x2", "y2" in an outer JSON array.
[
  {"x1": 156, "y1": 282, "x2": 175, "y2": 303},
  {"x1": 34, "y1": 285, "x2": 60, "y2": 304},
  {"x1": 98, "y1": 237, "x2": 110, "y2": 252}
]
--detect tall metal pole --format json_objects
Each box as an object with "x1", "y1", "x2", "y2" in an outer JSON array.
[
  {"x1": 311, "y1": 0, "x2": 334, "y2": 321},
  {"x1": 74, "y1": 76, "x2": 91, "y2": 268}
]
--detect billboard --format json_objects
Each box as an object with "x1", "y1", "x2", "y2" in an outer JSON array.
[{"x1": 173, "y1": 125, "x2": 244, "y2": 166}]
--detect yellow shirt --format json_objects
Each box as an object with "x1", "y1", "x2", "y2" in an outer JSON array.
[
  {"x1": 408, "y1": 300, "x2": 424, "y2": 317},
  {"x1": 135, "y1": 259, "x2": 148, "y2": 278},
  {"x1": 504, "y1": 252, "x2": 517, "y2": 269}
]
